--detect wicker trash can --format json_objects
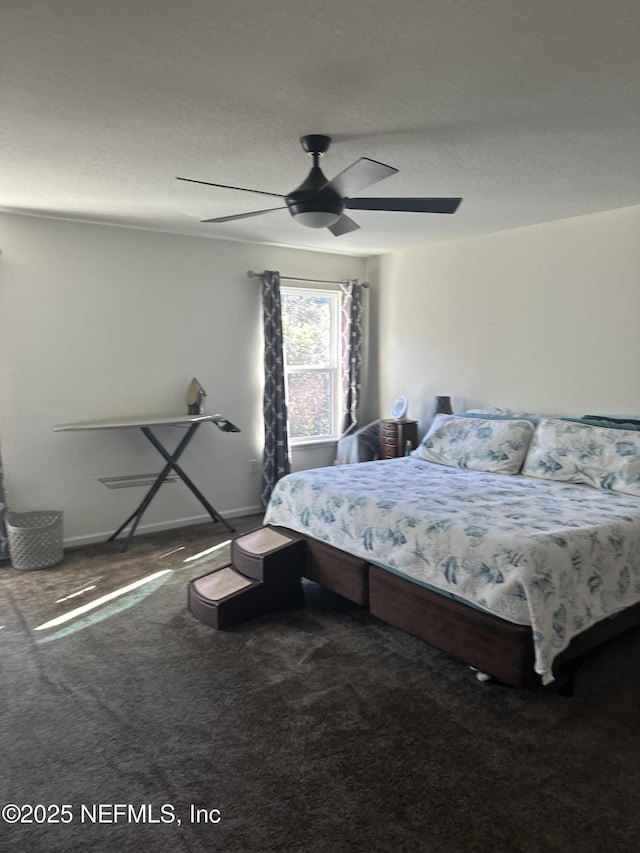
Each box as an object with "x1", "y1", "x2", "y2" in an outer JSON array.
[{"x1": 6, "y1": 510, "x2": 64, "y2": 570}]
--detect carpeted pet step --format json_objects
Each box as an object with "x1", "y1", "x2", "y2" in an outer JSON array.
[
  {"x1": 188, "y1": 528, "x2": 306, "y2": 629},
  {"x1": 231, "y1": 526, "x2": 305, "y2": 584},
  {"x1": 188, "y1": 563, "x2": 303, "y2": 629}
]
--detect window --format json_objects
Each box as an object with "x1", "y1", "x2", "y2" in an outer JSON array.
[{"x1": 281, "y1": 287, "x2": 341, "y2": 443}]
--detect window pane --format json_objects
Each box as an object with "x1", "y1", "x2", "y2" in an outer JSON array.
[
  {"x1": 287, "y1": 372, "x2": 332, "y2": 438},
  {"x1": 281, "y1": 292, "x2": 332, "y2": 366}
]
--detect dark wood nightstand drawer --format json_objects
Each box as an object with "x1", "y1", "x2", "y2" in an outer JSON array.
[{"x1": 379, "y1": 419, "x2": 418, "y2": 459}]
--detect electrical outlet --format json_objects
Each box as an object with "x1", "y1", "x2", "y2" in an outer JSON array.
[{"x1": 249, "y1": 459, "x2": 259, "y2": 474}]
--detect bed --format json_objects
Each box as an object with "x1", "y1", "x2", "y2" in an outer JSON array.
[{"x1": 263, "y1": 414, "x2": 640, "y2": 688}]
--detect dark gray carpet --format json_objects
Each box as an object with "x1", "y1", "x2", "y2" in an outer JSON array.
[{"x1": 1, "y1": 515, "x2": 639, "y2": 853}]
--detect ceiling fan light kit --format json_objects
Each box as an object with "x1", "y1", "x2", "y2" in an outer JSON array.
[
  {"x1": 177, "y1": 134, "x2": 462, "y2": 236},
  {"x1": 291, "y1": 208, "x2": 342, "y2": 229}
]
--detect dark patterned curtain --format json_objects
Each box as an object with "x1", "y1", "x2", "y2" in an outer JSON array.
[
  {"x1": 261, "y1": 271, "x2": 290, "y2": 506},
  {"x1": 0, "y1": 447, "x2": 8, "y2": 561},
  {"x1": 340, "y1": 280, "x2": 364, "y2": 436}
]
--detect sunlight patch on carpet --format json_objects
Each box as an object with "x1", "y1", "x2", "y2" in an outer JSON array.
[
  {"x1": 34, "y1": 570, "x2": 172, "y2": 635},
  {"x1": 182, "y1": 539, "x2": 231, "y2": 565},
  {"x1": 159, "y1": 545, "x2": 187, "y2": 559},
  {"x1": 55, "y1": 584, "x2": 98, "y2": 604}
]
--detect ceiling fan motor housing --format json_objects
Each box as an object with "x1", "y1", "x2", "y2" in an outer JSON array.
[{"x1": 286, "y1": 158, "x2": 345, "y2": 227}]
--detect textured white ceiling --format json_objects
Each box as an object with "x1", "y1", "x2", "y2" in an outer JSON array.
[{"x1": 2, "y1": 0, "x2": 639, "y2": 256}]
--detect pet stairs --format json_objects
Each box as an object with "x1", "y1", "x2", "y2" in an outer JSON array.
[{"x1": 188, "y1": 527, "x2": 305, "y2": 629}]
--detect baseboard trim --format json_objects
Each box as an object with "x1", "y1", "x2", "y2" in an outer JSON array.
[{"x1": 63, "y1": 505, "x2": 265, "y2": 548}]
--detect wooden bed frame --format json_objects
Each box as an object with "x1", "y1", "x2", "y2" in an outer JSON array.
[{"x1": 273, "y1": 526, "x2": 640, "y2": 690}]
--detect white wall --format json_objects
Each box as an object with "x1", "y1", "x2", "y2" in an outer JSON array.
[
  {"x1": 5, "y1": 204, "x2": 637, "y2": 546},
  {"x1": 369, "y1": 205, "x2": 640, "y2": 438},
  {"x1": 0, "y1": 213, "x2": 366, "y2": 544}
]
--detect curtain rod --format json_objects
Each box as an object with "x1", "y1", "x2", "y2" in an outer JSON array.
[{"x1": 247, "y1": 270, "x2": 369, "y2": 288}]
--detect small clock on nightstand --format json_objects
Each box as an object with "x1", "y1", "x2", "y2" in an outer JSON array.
[{"x1": 390, "y1": 395, "x2": 408, "y2": 420}]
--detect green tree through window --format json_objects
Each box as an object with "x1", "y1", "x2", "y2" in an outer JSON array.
[{"x1": 281, "y1": 288, "x2": 340, "y2": 441}]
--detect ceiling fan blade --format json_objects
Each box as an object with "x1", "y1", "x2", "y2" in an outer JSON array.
[
  {"x1": 177, "y1": 177, "x2": 285, "y2": 200},
  {"x1": 346, "y1": 197, "x2": 462, "y2": 214},
  {"x1": 328, "y1": 214, "x2": 361, "y2": 237},
  {"x1": 324, "y1": 158, "x2": 398, "y2": 198},
  {"x1": 201, "y1": 207, "x2": 287, "y2": 223}
]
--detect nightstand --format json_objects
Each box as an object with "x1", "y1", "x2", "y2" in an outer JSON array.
[{"x1": 380, "y1": 418, "x2": 418, "y2": 459}]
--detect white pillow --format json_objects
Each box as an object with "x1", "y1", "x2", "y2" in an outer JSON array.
[
  {"x1": 412, "y1": 414, "x2": 535, "y2": 474},
  {"x1": 522, "y1": 418, "x2": 640, "y2": 496}
]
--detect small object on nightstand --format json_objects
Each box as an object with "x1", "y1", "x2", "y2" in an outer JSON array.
[
  {"x1": 391, "y1": 395, "x2": 408, "y2": 419},
  {"x1": 435, "y1": 395, "x2": 453, "y2": 415}
]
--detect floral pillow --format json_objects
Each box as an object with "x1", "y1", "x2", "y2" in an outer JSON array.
[
  {"x1": 522, "y1": 418, "x2": 640, "y2": 497},
  {"x1": 412, "y1": 414, "x2": 535, "y2": 474}
]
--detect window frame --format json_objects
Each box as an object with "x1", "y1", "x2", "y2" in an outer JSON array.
[{"x1": 280, "y1": 285, "x2": 342, "y2": 446}]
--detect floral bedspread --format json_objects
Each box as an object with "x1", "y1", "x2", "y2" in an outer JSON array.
[{"x1": 264, "y1": 458, "x2": 640, "y2": 682}]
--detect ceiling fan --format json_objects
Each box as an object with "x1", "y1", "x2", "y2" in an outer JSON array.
[{"x1": 177, "y1": 134, "x2": 462, "y2": 237}]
